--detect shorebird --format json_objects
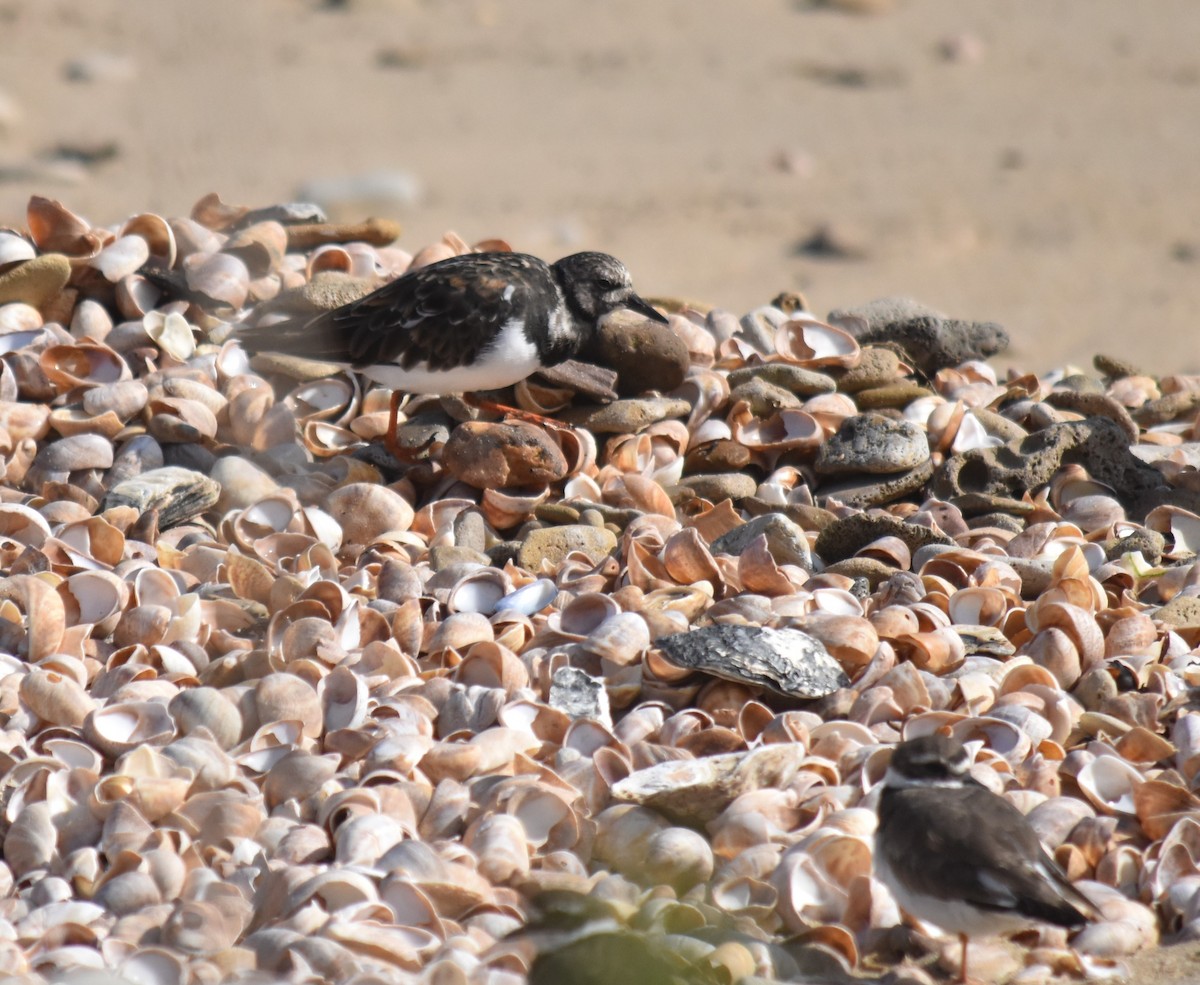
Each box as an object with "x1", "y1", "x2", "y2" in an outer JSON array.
[
  {"x1": 874, "y1": 733, "x2": 1096, "y2": 984},
  {"x1": 237, "y1": 250, "x2": 665, "y2": 454}
]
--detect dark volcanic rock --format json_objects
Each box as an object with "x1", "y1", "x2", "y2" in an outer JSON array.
[
  {"x1": 932, "y1": 416, "x2": 1200, "y2": 522},
  {"x1": 828, "y1": 297, "x2": 1008, "y2": 375}
]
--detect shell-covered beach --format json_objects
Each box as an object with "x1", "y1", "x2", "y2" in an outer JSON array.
[{"x1": 2, "y1": 2, "x2": 1200, "y2": 983}]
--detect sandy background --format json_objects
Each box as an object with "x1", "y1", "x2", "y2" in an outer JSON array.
[{"x1": 2, "y1": 0, "x2": 1199, "y2": 373}]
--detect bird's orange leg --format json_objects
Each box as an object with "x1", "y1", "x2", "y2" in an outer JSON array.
[
  {"x1": 462, "y1": 392, "x2": 572, "y2": 429},
  {"x1": 385, "y1": 388, "x2": 405, "y2": 460},
  {"x1": 957, "y1": 934, "x2": 969, "y2": 985}
]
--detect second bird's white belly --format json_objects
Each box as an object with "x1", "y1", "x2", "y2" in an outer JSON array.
[{"x1": 357, "y1": 318, "x2": 542, "y2": 394}]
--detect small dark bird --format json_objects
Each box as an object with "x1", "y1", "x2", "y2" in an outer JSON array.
[
  {"x1": 238, "y1": 250, "x2": 663, "y2": 436},
  {"x1": 874, "y1": 733, "x2": 1097, "y2": 984}
]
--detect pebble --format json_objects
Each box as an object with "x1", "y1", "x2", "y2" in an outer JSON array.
[
  {"x1": 710, "y1": 513, "x2": 812, "y2": 569},
  {"x1": 1045, "y1": 390, "x2": 1139, "y2": 442},
  {"x1": 823, "y1": 556, "x2": 898, "y2": 586},
  {"x1": 0, "y1": 254, "x2": 72, "y2": 309},
  {"x1": 560, "y1": 397, "x2": 691, "y2": 434},
  {"x1": 452, "y1": 508, "x2": 488, "y2": 553},
  {"x1": 429, "y1": 545, "x2": 492, "y2": 570},
  {"x1": 854, "y1": 382, "x2": 935, "y2": 409},
  {"x1": 442, "y1": 420, "x2": 569, "y2": 488},
  {"x1": 832, "y1": 347, "x2": 902, "y2": 392},
  {"x1": 517, "y1": 524, "x2": 618, "y2": 569},
  {"x1": 591, "y1": 316, "x2": 690, "y2": 396},
  {"x1": 684, "y1": 439, "x2": 753, "y2": 474},
  {"x1": 816, "y1": 458, "x2": 935, "y2": 508},
  {"x1": 676, "y1": 472, "x2": 758, "y2": 503},
  {"x1": 210, "y1": 456, "x2": 281, "y2": 514},
  {"x1": 392, "y1": 417, "x2": 452, "y2": 459},
  {"x1": 1154, "y1": 596, "x2": 1200, "y2": 629},
  {"x1": 813, "y1": 511, "x2": 954, "y2": 564},
  {"x1": 101, "y1": 466, "x2": 221, "y2": 527},
  {"x1": 815, "y1": 414, "x2": 929, "y2": 475},
  {"x1": 729, "y1": 378, "x2": 801, "y2": 416},
  {"x1": 1105, "y1": 528, "x2": 1165, "y2": 564},
  {"x1": 726, "y1": 363, "x2": 836, "y2": 396}
]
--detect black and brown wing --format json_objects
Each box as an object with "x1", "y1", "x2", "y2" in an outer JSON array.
[
  {"x1": 878, "y1": 783, "x2": 1096, "y2": 929},
  {"x1": 238, "y1": 252, "x2": 558, "y2": 371}
]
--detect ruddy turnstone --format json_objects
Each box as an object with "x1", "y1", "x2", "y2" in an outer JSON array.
[
  {"x1": 874, "y1": 734, "x2": 1096, "y2": 984},
  {"x1": 238, "y1": 250, "x2": 665, "y2": 448}
]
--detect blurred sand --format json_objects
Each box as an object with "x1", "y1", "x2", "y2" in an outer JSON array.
[{"x1": 1, "y1": 0, "x2": 1199, "y2": 373}]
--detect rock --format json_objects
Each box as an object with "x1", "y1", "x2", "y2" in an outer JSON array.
[
  {"x1": 830, "y1": 298, "x2": 1008, "y2": 375},
  {"x1": 534, "y1": 359, "x2": 620, "y2": 403},
  {"x1": 443, "y1": 421, "x2": 568, "y2": 488},
  {"x1": 1154, "y1": 596, "x2": 1200, "y2": 629},
  {"x1": 854, "y1": 382, "x2": 935, "y2": 409},
  {"x1": 676, "y1": 473, "x2": 757, "y2": 503},
  {"x1": 1105, "y1": 528, "x2": 1165, "y2": 564},
  {"x1": 657, "y1": 624, "x2": 848, "y2": 699},
  {"x1": 0, "y1": 254, "x2": 71, "y2": 309},
  {"x1": 726, "y1": 363, "x2": 836, "y2": 396},
  {"x1": 429, "y1": 545, "x2": 491, "y2": 570},
  {"x1": 711, "y1": 513, "x2": 812, "y2": 569},
  {"x1": 549, "y1": 667, "x2": 611, "y2": 726},
  {"x1": 391, "y1": 415, "x2": 452, "y2": 460},
  {"x1": 971, "y1": 407, "x2": 1028, "y2": 443},
  {"x1": 815, "y1": 415, "x2": 929, "y2": 475},
  {"x1": 827, "y1": 296, "x2": 945, "y2": 331},
  {"x1": 102, "y1": 466, "x2": 221, "y2": 527},
  {"x1": 934, "y1": 417, "x2": 1200, "y2": 522},
  {"x1": 832, "y1": 347, "x2": 902, "y2": 392},
  {"x1": 452, "y1": 508, "x2": 487, "y2": 553},
  {"x1": 591, "y1": 316, "x2": 690, "y2": 396},
  {"x1": 684, "y1": 439, "x2": 753, "y2": 474},
  {"x1": 324, "y1": 483, "x2": 415, "y2": 541},
  {"x1": 815, "y1": 459, "x2": 935, "y2": 508},
  {"x1": 813, "y1": 512, "x2": 954, "y2": 565},
  {"x1": 1134, "y1": 391, "x2": 1200, "y2": 427},
  {"x1": 823, "y1": 556, "x2": 898, "y2": 587},
  {"x1": 560, "y1": 397, "x2": 691, "y2": 434},
  {"x1": 518, "y1": 524, "x2": 618, "y2": 569},
  {"x1": 1045, "y1": 390, "x2": 1139, "y2": 443},
  {"x1": 729, "y1": 378, "x2": 801, "y2": 416},
  {"x1": 210, "y1": 456, "x2": 280, "y2": 514}
]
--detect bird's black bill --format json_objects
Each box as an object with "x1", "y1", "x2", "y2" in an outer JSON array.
[{"x1": 622, "y1": 294, "x2": 668, "y2": 323}]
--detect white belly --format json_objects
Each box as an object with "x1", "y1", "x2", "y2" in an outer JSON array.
[
  {"x1": 356, "y1": 318, "x2": 542, "y2": 394},
  {"x1": 874, "y1": 851, "x2": 1032, "y2": 938}
]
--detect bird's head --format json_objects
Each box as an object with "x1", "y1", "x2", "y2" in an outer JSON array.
[
  {"x1": 884, "y1": 733, "x2": 972, "y2": 789},
  {"x1": 552, "y1": 252, "x2": 667, "y2": 327}
]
